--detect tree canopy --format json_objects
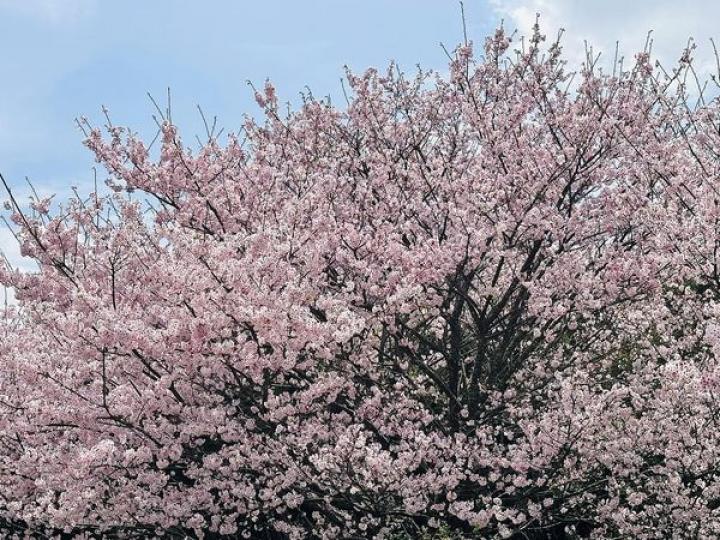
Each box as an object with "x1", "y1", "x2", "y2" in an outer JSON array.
[{"x1": 2, "y1": 25, "x2": 720, "y2": 539}]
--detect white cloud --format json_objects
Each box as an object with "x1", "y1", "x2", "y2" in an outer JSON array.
[
  {"x1": 0, "y1": 225, "x2": 34, "y2": 276},
  {"x1": 489, "y1": 0, "x2": 720, "y2": 79},
  {"x1": 0, "y1": 0, "x2": 95, "y2": 25}
]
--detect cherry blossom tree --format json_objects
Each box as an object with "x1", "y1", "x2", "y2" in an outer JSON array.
[{"x1": 2, "y1": 24, "x2": 720, "y2": 539}]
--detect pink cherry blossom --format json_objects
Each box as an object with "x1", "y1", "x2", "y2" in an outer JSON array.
[{"x1": 1, "y1": 25, "x2": 720, "y2": 539}]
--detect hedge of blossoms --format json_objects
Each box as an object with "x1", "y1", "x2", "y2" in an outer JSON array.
[{"x1": 2, "y1": 25, "x2": 720, "y2": 538}]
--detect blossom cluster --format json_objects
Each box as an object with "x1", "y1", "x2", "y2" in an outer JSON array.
[{"x1": 2, "y1": 26, "x2": 720, "y2": 538}]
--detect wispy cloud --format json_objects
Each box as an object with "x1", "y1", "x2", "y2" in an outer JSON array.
[
  {"x1": 0, "y1": 225, "x2": 34, "y2": 275},
  {"x1": 489, "y1": 0, "x2": 720, "y2": 77},
  {"x1": 0, "y1": 0, "x2": 96, "y2": 25}
]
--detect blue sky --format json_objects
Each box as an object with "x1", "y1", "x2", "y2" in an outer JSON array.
[
  {"x1": 0, "y1": 1, "x2": 493, "y2": 201},
  {"x1": 1, "y1": 0, "x2": 719, "y2": 274}
]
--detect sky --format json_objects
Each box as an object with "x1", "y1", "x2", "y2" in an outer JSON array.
[{"x1": 1, "y1": 0, "x2": 720, "y2": 277}]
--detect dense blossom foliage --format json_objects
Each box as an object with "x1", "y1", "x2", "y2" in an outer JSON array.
[{"x1": 2, "y1": 26, "x2": 720, "y2": 538}]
